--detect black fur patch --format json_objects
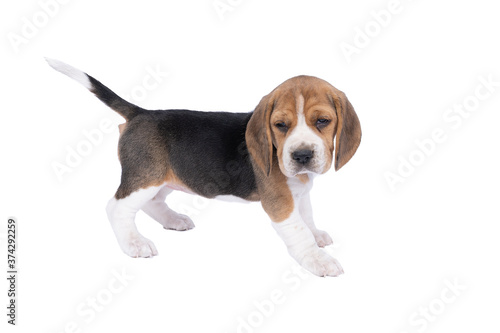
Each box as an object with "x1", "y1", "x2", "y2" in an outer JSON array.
[
  {"x1": 88, "y1": 76, "x2": 144, "y2": 121},
  {"x1": 116, "y1": 109, "x2": 258, "y2": 200}
]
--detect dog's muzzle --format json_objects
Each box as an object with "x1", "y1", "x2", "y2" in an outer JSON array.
[{"x1": 286, "y1": 146, "x2": 326, "y2": 176}]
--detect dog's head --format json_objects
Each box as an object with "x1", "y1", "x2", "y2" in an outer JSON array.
[{"x1": 246, "y1": 75, "x2": 361, "y2": 177}]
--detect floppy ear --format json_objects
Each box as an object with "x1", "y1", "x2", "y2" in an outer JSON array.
[
  {"x1": 245, "y1": 94, "x2": 274, "y2": 176},
  {"x1": 331, "y1": 89, "x2": 361, "y2": 171}
]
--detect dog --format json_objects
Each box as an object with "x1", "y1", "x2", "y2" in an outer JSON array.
[{"x1": 47, "y1": 58, "x2": 361, "y2": 277}]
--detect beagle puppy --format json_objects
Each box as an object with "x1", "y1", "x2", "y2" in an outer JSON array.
[{"x1": 47, "y1": 59, "x2": 361, "y2": 277}]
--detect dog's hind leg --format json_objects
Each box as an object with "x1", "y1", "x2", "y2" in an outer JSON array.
[
  {"x1": 106, "y1": 185, "x2": 163, "y2": 258},
  {"x1": 141, "y1": 186, "x2": 195, "y2": 231}
]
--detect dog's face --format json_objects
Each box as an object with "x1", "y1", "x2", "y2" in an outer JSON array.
[
  {"x1": 246, "y1": 76, "x2": 361, "y2": 177},
  {"x1": 270, "y1": 87, "x2": 337, "y2": 177}
]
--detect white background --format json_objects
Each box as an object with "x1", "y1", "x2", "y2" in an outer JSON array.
[{"x1": 1, "y1": 0, "x2": 499, "y2": 332}]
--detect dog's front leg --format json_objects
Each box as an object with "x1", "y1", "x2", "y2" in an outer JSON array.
[
  {"x1": 257, "y1": 170, "x2": 343, "y2": 277},
  {"x1": 271, "y1": 210, "x2": 343, "y2": 277},
  {"x1": 299, "y1": 192, "x2": 334, "y2": 248}
]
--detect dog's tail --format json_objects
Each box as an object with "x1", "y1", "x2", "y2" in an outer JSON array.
[{"x1": 45, "y1": 58, "x2": 143, "y2": 121}]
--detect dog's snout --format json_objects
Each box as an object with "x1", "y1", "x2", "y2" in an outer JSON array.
[{"x1": 292, "y1": 149, "x2": 313, "y2": 165}]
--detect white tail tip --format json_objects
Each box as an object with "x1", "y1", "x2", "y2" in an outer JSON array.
[{"x1": 46, "y1": 58, "x2": 92, "y2": 90}]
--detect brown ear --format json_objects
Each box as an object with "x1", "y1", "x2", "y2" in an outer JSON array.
[
  {"x1": 331, "y1": 89, "x2": 361, "y2": 171},
  {"x1": 245, "y1": 94, "x2": 274, "y2": 176}
]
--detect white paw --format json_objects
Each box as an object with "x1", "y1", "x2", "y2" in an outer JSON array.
[
  {"x1": 296, "y1": 247, "x2": 343, "y2": 277},
  {"x1": 312, "y1": 229, "x2": 333, "y2": 248},
  {"x1": 162, "y1": 213, "x2": 195, "y2": 231},
  {"x1": 119, "y1": 235, "x2": 158, "y2": 258}
]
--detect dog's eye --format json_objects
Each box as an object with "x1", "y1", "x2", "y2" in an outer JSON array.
[
  {"x1": 275, "y1": 122, "x2": 288, "y2": 132},
  {"x1": 316, "y1": 118, "x2": 330, "y2": 129}
]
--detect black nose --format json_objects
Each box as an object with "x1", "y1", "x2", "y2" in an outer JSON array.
[{"x1": 292, "y1": 149, "x2": 313, "y2": 165}]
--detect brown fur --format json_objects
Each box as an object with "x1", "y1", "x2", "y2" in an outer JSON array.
[
  {"x1": 296, "y1": 174, "x2": 309, "y2": 184},
  {"x1": 114, "y1": 115, "x2": 171, "y2": 199},
  {"x1": 329, "y1": 87, "x2": 361, "y2": 171},
  {"x1": 246, "y1": 75, "x2": 360, "y2": 178},
  {"x1": 245, "y1": 94, "x2": 274, "y2": 176},
  {"x1": 163, "y1": 169, "x2": 195, "y2": 193},
  {"x1": 114, "y1": 75, "x2": 360, "y2": 226},
  {"x1": 118, "y1": 123, "x2": 127, "y2": 134},
  {"x1": 245, "y1": 76, "x2": 361, "y2": 222},
  {"x1": 253, "y1": 158, "x2": 295, "y2": 222}
]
